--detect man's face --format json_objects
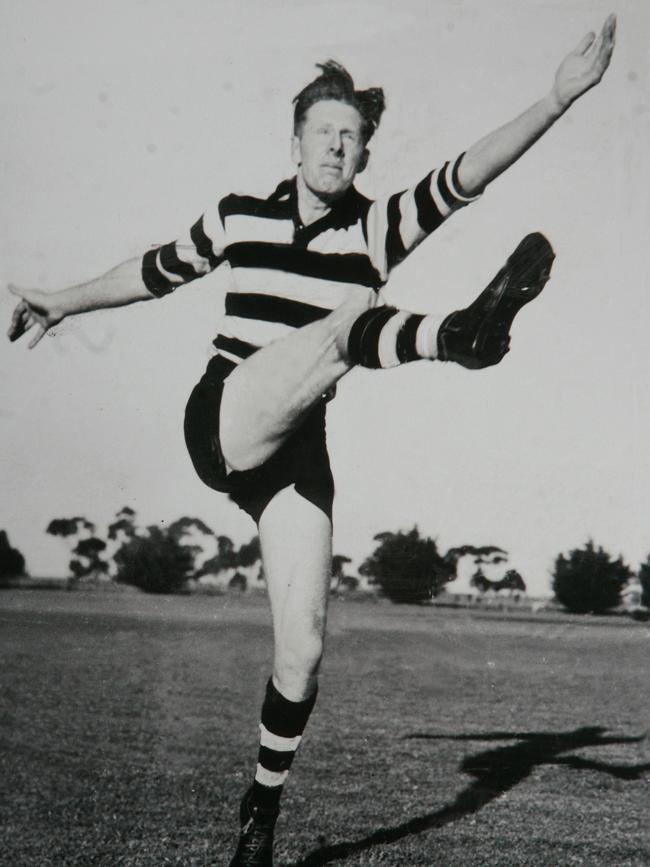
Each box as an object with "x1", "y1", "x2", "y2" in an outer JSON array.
[{"x1": 292, "y1": 99, "x2": 368, "y2": 201}]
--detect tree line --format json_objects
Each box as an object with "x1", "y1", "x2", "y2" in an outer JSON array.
[{"x1": 1, "y1": 515, "x2": 648, "y2": 615}]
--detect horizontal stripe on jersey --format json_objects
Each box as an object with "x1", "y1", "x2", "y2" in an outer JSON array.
[
  {"x1": 226, "y1": 242, "x2": 382, "y2": 288},
  {"x1": 141, "y1": 155, "x2": 480, "y2": 357},
  {"x1": 219, "y1": 192, "x2": 292, "y2": 222},
  {"x1": 225, "y1": 293, "x2": 331, "y2": 328},
  {"x1": 228, "y1": 266, "x2": 375, "y2": 310},
  {"x1": 212, "y1": 334, "x2": 258, "y2": 359}
]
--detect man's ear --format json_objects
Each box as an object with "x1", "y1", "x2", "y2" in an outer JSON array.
[
  {"x1": 357, "y1": 147, "x2": 369, "y2": 174},
  {"x1": 291, "y1": 135, "x2": 301, "y2": 166}
]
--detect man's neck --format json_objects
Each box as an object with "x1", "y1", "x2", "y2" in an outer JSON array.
[{"x1": 295, "y1": 173, "x2": 340, "y2": 227}]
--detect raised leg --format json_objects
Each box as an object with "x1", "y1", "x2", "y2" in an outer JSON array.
[
  {"x1": 219, "y1": 298, "x2": 367, "y2": 472},
  {"x1": 220, "y1": 231, "x2": 555, "y2": 472}
]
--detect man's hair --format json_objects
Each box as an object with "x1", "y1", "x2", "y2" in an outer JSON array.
[{"x1": 292, "y1": 61, "x2": 385, "y2": 145}]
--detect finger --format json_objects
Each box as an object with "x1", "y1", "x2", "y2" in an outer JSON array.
[
  {"x1": 603, "y1": 13, "x2": 617, "y2": 40},
  {"x1": 7, "y1": 304, "x2": 31, "y2": 341},
  {"x1": 595, "y1": 17, "x2": 616, "y2": 71},
  {"x1": 28, "y1": 327, "x2": 47, "y2": 349},
  {"x1": 8, "y1": 300, "x2": 27, "y2": 334},
  {"x1": 16, "y1": 319, "x2": 36, "y2": 339},
  {"x1": 575, "y1": 31, "x2": 595, "y2": 55},
  {"x1": 9, "y1": 318, "x2": 36, "y2": 342},
  {"x1": 594, "y1": 14, "x2": 616, "y2": 53}
]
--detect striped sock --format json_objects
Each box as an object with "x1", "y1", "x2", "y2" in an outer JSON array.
[
  {"x1": 250, "y1": 678, "x2": 318, "y2": 812},
  {"x1": 347, "y1": 306, "x2": 443, "y2": 369}
]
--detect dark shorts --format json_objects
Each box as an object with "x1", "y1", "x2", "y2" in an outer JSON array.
[{"x1": 183, "y1": 354, "x2": 335, "y2": 524}]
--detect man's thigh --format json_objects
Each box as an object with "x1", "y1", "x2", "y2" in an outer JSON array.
[
  {"x1": 184, "y1": 356, "x2": 334, "y2": 523},
  {"x1": 258, "y1": 486, "x2": 333, "y2": 649},
  {"x1": 219, "y1": 298, "x2": 369, "y2": 472}
]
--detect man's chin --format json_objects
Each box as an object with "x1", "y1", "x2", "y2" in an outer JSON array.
[{"x1": 310, "y1": 180, "x2": 350, "y2": 202}]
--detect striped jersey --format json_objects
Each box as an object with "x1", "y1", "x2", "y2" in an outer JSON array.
[{"x1": 141, "y1": 153, "x2": 479, "y2": 365}]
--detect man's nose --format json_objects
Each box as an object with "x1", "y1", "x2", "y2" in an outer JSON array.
[{"x1": 329, "y1": 133, "x2": 344, "y2": 156}]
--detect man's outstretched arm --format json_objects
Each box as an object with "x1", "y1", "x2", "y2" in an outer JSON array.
[
  {"x1": 7, "y1": 258, "x2": 152, "y2": 348},
  {"x1": 8, "y1": 198, "x2": 226, "y2": 348},
  {"x1": 457, "y1": 14, "x2": 616, "y2": 197}
]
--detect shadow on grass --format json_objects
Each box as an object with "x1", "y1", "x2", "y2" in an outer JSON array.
[{"x1": 289, "y1": 726, "x2": 649, "y2": 866}]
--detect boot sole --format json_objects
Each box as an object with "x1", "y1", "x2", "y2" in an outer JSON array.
[{"x1": 467, "y1": 232, "x2": 555, "y2": 368}]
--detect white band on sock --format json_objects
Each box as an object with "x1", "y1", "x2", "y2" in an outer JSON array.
[
  {"x1": 255, "y1": 763, "x2": 289, "y2": 788},
  {"x1": 377, "y1": 310, "x2": 411, "y2": 368},
  {"x1": 259, "y1": 723, "x2": 302, "y2": 752},
  {"x1": 416, "y1": 314, "x2": 444, "y2": 360}
]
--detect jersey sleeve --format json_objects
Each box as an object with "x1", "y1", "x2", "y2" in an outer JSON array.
[
  {"x1": 141, "y1": 198, "x2": 226, "y2": 297},
  {"x1": 365, "y1": 153, "x2": 481, "y2": 282}
]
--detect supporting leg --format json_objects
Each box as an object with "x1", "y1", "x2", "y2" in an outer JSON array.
[
  {"x1": 260, "y1": 486, "x2": 332, "y2": 703},
  {"x1": 229, "y1": 488, "x2": 332, "y2": 866}
]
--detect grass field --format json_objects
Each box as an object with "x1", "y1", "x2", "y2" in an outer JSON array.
[{"x1": 1, "y1": 589, "x2": 649, "y2": 866}]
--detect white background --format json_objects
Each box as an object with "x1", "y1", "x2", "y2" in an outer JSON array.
[{"x1": 1, "y1": 0, "x2": 648, "y2": 594}]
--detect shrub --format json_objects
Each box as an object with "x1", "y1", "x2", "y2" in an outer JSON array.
[
  {"x1": 552, "y1": 540, "x2": 631, "y2": 614},
  {"x1": 114, "y1": 526, "x2": 195, "y2": 594},
  {"x1": 359, "y1": 527, "x2": 453, "y2": 603}
]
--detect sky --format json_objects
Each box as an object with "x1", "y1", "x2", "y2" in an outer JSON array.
[{"x1": 1, "y1": 0, "x2": 649, "y2": 596}]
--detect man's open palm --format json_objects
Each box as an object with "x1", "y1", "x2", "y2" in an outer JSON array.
[{"x1": 553, "y1": 14, "x2": 616, "y2": 111}]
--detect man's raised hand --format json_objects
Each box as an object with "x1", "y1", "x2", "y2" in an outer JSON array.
[
  {"x1": 551, "y1": 14, "x2": 616, "y2": 113},
  {"x1": 7, "y1": 286, "x2": 64, "y2": 348}
]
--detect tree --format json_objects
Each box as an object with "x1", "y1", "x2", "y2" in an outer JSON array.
[
  {"x1": 359, "y1": 527, "x2": 454, "y2": 603},
  {"x1": 71, "y1": 537, "x2": 109, "y2": 581},
  {"x1": 638, "y1": 558, "x2": 650, "y2": 609},
  {"x1": 237, "y1": 536, "x2": 261, "y2": 568},
  {"x1": 552, "y1": 540, "x2": 631, "y2": 614},
  {"x1": 47, "y1": 517, "x2": 95, "y2": 538},
  {"x1": 166, "y1": 516, "x2": 214, "y2": 544},
  {"x1": 166, "y1": 516, "x2": 216, "y2": 572},
  {"x1": 470, "y1": 568, "x2": 492, "y2": 594},
  {"x1": 107, "y1": 507, "x2": 138, "y2": 543},
  {"x1": 501, "y1": 569, "x2": 526, "y2": 593},
  {"x1": 331, "y1": 554, "x2": 352, "y2": 592},
  {"x1": 199, "y1": 535, "x2": 238, "y2": 575},
  {"x1": 446, "y1": 544, "x2": 508, "y2": 567},
  {"x1": 0, "y1": 530, "x2": 27, "y2": 580},
  {"x1": 114, "y1": 525, "x2": 195, "y2": 594},
  {"x1": 470, "y1": 567, "x2": 526, "y2": 595},
  {"x1": 47, "y1": 516, "x2": 100, "y2": 583}
]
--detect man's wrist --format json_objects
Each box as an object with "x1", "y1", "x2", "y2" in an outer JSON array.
[
  {"x1": 55, "y1": 288, "x2": 81, "y2": 319},
  {"x1": 545, "y1": 89, "x2": 570, "y2": 120}
]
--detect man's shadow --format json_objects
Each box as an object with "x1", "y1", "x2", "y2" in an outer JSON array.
[{"x1": 288, "y1": 726, "x2": 649, "y2": 866}]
